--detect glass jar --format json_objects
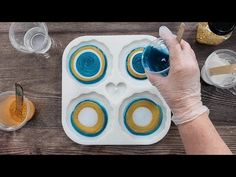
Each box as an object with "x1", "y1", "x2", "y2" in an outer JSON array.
[{"x1": 196, "y1": 22, "x2": 235, "y2": 45}]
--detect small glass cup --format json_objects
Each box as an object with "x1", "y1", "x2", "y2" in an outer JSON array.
[
  {"x1": 9, "y1": 22, "x2": 51, "y2": 54},
  {"x1": 0, "y1": 91, "x2": 35, "y2": 131},
  {"x1": 142, "y1": 38, "x2": 170, "y2": 77},
  {"x1": 201, "y1": 49, "x2": 236, "y2": 89}
]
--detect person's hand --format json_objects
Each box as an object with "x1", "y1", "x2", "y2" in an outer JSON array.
[{"x1": 146, "y1": 26, "x2": 209, "y2": 125}]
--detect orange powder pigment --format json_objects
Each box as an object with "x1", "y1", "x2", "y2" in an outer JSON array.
[
  {"x1": 9, "y1": 99, "x2": 27, "y2": 123},
  {"x1": 0, "y1": 95, "x2": 35, "y2": 127}
]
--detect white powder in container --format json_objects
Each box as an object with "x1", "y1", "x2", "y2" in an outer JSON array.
[{"x1": 207, "y1": 52, "x2": 236, "y2": 88}]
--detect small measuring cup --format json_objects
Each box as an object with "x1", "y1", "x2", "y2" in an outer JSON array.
[
  {"x1": 0, "y1": 91, "x2": 34, "y2": 131},
  {"x1": 142, "y1": 38, "x2": 170, "y2": 77},
  {"x1": 9, "y1": 22, "x2": 51, "y2": 54}
]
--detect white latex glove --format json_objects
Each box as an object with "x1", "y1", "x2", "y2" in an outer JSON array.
[{"x1": 146, "y1": 26, "x2": 209, "y2": 125}]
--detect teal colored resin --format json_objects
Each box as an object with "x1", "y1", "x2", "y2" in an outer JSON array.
[
  {"x1": 132, "y1": 53, "x2": 145, "y2": 74},
  {"x1": 76, "y1": 52, "x2": 101, "y2": 77},
  {"x1": 126, "y1": 48, "x2": 147, "y2": 80},
  {"x1": 142, "y1": 45, "x2": 169, "y2": 77},
  {"x1": 69, "y1": 45, "x2": 107, "y2": 84}
]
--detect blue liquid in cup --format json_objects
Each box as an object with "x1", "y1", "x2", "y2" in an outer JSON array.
[{"x1": 142, "y1": 43, "x2": 170, "y2": 76}]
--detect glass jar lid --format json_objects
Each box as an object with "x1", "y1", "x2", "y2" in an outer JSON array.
[{"x1": 208, "y1": 22, "x2": 235, "y2": 35}]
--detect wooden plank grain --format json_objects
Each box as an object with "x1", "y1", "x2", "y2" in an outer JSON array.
[
  {"x1": 0, "y1": 22, "x2": 235, "y2": 154},
  {"x1": 47, "y1": 22, "x2": 194, "y2": 34},
  {"x1": 0, "y1": 126, "x2": 235, "y2": 155},
  {"x1": 0, "y1": 22, "x2": 185, "y2": 33}
]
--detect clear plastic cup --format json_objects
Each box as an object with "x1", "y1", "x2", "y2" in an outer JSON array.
[
  {"x1": 0, "y1": 91, "x2": 34, "y2": 131},
  {"x1": 9, "y1": 22, "x2": 51, "y2": 54},
  {"x1": 142, "y1": 38, "x2": 170, "y2": 77},
  {"x1": 201, "y1": 49, "x2": 236, "y2": 89}
]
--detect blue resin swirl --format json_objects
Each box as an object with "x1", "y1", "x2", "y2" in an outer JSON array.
[{"x1": 69, "y1": 45, "x2": 107, "y2": 84}]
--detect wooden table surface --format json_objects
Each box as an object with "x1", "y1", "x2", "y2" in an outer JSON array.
[{"x1": 0, "y1": 22, "x2": 235, "y2": 154}]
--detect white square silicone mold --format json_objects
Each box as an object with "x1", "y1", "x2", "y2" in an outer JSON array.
[{"x1": 62, "y1": 35, "x2": 171, "y2": 145}]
